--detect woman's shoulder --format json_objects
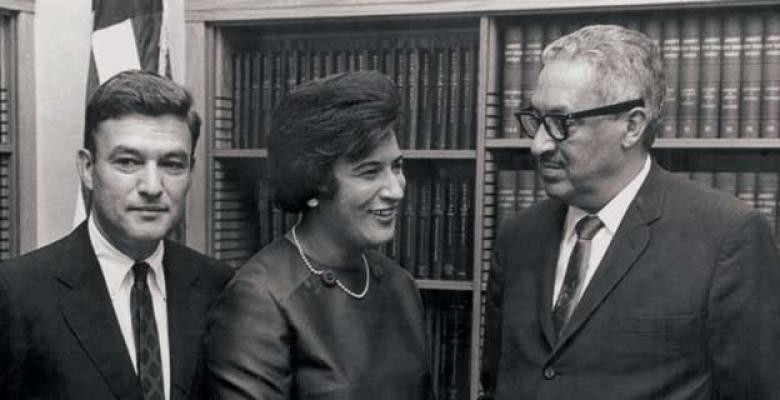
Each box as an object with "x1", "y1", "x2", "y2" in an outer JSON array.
[
  {"x1": 230, "y1": 236, "x2": 311, "y2": 301},
  {"x1": 365, "y1": 250, "x2": 418, "y2": 289}
]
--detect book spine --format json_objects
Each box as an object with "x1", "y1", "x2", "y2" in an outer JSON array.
[
  {"x1": 720, "y1": 15, "x2": 742, "y2": 138},
  {"x1": 416, "y1": 177, "x2": 432, "y2": 279},
  {"x1": 678, "y1": 15, "x2": 701, "y2": 138},
  {"x1": 502, "y1": 25, "x2": 524, "y2": 139},
  {"x1": 516, "y1": 170, "x2": 537, "y2": 211},
  {"x1": 213, "y1": 96, "x2": 234, "y2": 149},
  {"x1": 402, "y1": 179, "x2": 418, "y2": 274},
  {"x1": 521, "y1": 24, "x2": 544, "y2": 115},
  {"x1": 456, "y1": 180, "x2": 472, "y2": 280},
  {"x1": 736, "y1": 172, "x2": 757, "y2": 209},
  {"x1": 482, "y1": 152, "x2": 497, "y2": 287},
  {"x1": 461, "y1": 36, "x2": 476, "y2": 149},
  {"x1": 714, "y1": 171, "x2": 737, "y2": 196},
  {"x1": 434, "y1": 43, "x2": 449, "y2": 150},
  {"x1": 662, "y1": 18, "x2": 681, "y2": 138},
  {"x1": 231, "y1": 53, "x2": 243, "y2": 149},
  {"x1": 408, "y1": 37, "x2": 421, "y2": 150},
  {"x1": 699, "y1": 13, "x2": 722, "y2": 138},
  {"x1": 761, "y1": 10, "x2": 780, "y2": 138},
  {"x1": 261, "y1": 52, "x2": 273, "y2": 148},
  {"x1": 430, "y1": 180, "x2": 445, "y2": 280},
  {"x1": 443, "y1": 180, "x2": 458, "y2": 280},
  {"x1": 740, "y1": 13, "x2": 763, "y2": 138},
  {"x1": 448, "y1": 37, "x2": 462, "y2": 150},
  {"x1": 250, "y1": 52, "x2": 263, "y2": 148},
  {"x1": 241, "y1": 51, "x2": 253, "y2": 148},
  {"x1": 496, "y1": 170, "x2": 517, "y2": 231},
  {"x1": 419, "y1": 39, "x2": 434, "y2": 150},
  {"x1": 756, "y1": 172, "x2": 778, "y2": 235},
  {"x1": 397, "y1": 37, "x2": 410, "y2": 149}
]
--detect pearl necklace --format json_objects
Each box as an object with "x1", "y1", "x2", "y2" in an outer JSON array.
[{"x1": 290, "y1": 223, "x2": 370, "y2": 299}]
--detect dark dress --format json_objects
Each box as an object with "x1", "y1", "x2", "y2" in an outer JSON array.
[{"x1": 205, "y1": 237, "x2": 432, "y2": 400}]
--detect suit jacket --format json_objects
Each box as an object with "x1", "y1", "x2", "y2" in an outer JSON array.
[
  {"x1": 481, "y1": 163, "x2": 780, "y2": 400},
  {"x1": 0, "y1": 222, "x2": 234, "y2": 400}
]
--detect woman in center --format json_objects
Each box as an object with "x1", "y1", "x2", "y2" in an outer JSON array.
[{"x1": 206, "y1": 70, "x2": 432, "y2": 399}]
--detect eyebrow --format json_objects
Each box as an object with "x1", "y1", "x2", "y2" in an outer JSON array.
[{"x1": 108, "y1": 146, "x2": 189, "y2": 160}]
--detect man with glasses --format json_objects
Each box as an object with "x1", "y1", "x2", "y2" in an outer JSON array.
[{"x1": 481, "y1": 24, "x2": 780, "y2": 399}]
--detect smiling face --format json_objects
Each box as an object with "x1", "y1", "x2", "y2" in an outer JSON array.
[
  {"x1": 313, "y1": 133, "x2": 406, "y2": 251},
  {"x1": 530, "y1": 59, "x2": 634, "y2": 211},
  {"x1": 78, "y1": 113, "x2": 193, "y2": 259}
]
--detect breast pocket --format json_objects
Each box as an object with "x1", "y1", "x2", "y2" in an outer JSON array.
[{"x1": 610, "y1": 314, "x2": 701, "y2": 362}]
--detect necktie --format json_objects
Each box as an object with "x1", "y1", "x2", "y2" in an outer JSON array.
[
  {"x1": 131, "y1": 261, "x2": 165, "y2": 400},
  {"x1": 552, "y1": 215, "x2": 603, "y2": 336}
]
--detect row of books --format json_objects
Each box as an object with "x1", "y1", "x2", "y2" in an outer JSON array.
[
  {"x1": 0, "y1": 155, "x2": 11, "y2": 261},
  {"x1": 487, "y1": 167, "x2": 780, "y2": 241},
  {"x1": 379, "y1": 174, "x2": 474, "y2": 281},
  {"x1": 215, "y1": 29, "x2": 479, "y2": 151},
  {"x1": 496, "y1": 8, "x2": 780, "y2": 140},
  {"x1": 423, "y1": 296, "x2": 470, "y2": 400},
  {"x1": 0, "y1": 88, "x2": 9, "y2": 145}
]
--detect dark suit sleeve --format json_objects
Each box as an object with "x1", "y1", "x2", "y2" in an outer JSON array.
[
  {"x1": 706, "y1": 211, "x2": 780, "y2": 399},
  {"x1": 205, "y1": 273, "x2": 292, "y2": 400},
  {"x1": 480, "y1": 246, "x2": 506, "y2": 399},
  {"x1": 0, "y1": 273, "x2": 22, "y2": 398}
]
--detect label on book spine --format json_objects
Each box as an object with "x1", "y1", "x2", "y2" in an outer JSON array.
[
  {"x1": 502, "y1": 25, "x2": 524, "y2": 139},
  {"x1": 699, "y1": 14, "x2": 722, "y2": 138},
  {"x1": 740, "y1": 13, "x2": 763, "y2": 138}
]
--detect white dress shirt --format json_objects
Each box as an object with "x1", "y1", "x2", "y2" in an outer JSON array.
[
  {"x1": 552, "y1": 156, "x2": 651, "y2": 308},
  {"x1": 88, "y1": 215, "x2": 171, "y2": 400}
]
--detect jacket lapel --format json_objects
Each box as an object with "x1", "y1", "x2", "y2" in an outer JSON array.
[
  {"x1": 551, "y1": 163, "x2": 667, "y2": 353},
  {"x1": 55, "y1": 223, "x2": 141, "y2": 400},
  {"x1": 537, "y1": 202, "x2": 567, "y2": 348},
  {"x1": 163, "y1": 243, "x2": 201, "y2": 400}
]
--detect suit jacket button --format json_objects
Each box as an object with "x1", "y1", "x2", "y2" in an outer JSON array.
[{"x1": 543, "y1": 366, "x2": 556, "y2": 380}]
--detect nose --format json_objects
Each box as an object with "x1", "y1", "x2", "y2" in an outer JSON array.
[
  {"x1": 530, "y1": 123, "x2": 556, "y2": 157},
  {"x1": 137, "y1": 162, "x2": 163, "y2": 198},
  {"x1": 382, "y1": 169, "x2": 405, "y2": 201}
]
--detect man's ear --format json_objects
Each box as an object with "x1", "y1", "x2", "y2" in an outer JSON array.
[
  {"x1": 622, "y1": 107, "x2": 648, "y2": 149},
  {"x1": 76, "y1": 149, "x2": 95, "y2": 190}
]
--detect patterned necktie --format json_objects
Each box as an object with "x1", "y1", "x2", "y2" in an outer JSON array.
[
  {"x1": 552, "y1": 215, "x2": 604, "y2": 337},
  {"x1": 131, "y1": 261, "x2": 165, "y2": 400}
]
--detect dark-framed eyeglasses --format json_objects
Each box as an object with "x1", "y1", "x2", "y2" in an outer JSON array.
[{"x1": 514, "y1": 98, "x2": 644, "y2": 141}]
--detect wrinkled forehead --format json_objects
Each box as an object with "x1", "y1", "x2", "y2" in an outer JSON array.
[{"x1": 533, "y1": 59, "x2": 602, "y2": 113}]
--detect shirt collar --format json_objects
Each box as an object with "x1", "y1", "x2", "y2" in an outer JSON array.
[
  {"x1": 565, "y1": 156, "x2": 652, "y2": 238},
  {"x1": 88, "y1": 214, "x2": 167, "y2": 299}
]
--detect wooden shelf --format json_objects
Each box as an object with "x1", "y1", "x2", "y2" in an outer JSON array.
[
  {"x1": 213, "y1": 148, "x2": 476, "y2": 159},
  {"x1": 213, "y1": 148, "x2": 268, "y2": 158},
  {"x1": 403, "y1": 149, "x2": 476, "y2": 159},
  {"x1": 485, "y1": 138, "x2": 780, "y2": 150},
  {"x1": 416, "y1": 279, "x2": 473, "y2": 291},
  {"x1": 186, "y1": 0, "x2": 775, "y2": 22}
]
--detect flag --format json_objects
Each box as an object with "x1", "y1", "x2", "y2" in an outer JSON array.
[{"x1": 73, "y1": 0, "x2": 171, "y2": 227}]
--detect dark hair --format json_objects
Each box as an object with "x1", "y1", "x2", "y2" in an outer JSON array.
[
  {"x1": 268, "y1": 70, "x2": 401, "y2": 213},
  {"x1": 83, "y1": 70, "x2": 201, "y2": 155}
]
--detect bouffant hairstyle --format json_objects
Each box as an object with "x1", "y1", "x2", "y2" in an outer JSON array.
[{"x1": 268, "y1": 70, "x2": 401, "y2": 213}]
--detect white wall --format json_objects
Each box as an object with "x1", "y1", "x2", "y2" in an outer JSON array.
[
  {"x1": 32, "y1": 0, "x2": 186, "y2": 247},
  {"x1": 34, "y1": 0, "x2": 91, "y2": 246}
]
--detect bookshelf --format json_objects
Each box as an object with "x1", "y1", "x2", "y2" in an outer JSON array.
[
  {"x1": 0, "y1": 3, "x2": 33, "y2": 261},
  {"x1": 186, "y1": 1, "x2": 780, "y2": 398}
]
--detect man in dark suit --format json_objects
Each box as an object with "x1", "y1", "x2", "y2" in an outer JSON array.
[
  {"x1": 0, "y1": 70, "x2": 233, "y2": 399},
  {"x1": 481, "y1": 25, "x2": 780, "y2": 399}
]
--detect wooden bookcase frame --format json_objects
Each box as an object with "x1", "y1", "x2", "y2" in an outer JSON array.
[
  {"x1": 185, "y1": 1, "x2": 780, "y2": 398},
  {"x1": 0, "y1": 0, "x2": 35, "y2": 259}
]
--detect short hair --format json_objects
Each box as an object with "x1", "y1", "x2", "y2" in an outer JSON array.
[
  {"x1": 84, "y1": 69, "x2": 201, "y2": 155},
  {"x1": 542, "y1": 24, "x2": 665, "y2": 147},
  {"x1": 268, "y1": 70, "x2": 401, "y2": 213}
]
